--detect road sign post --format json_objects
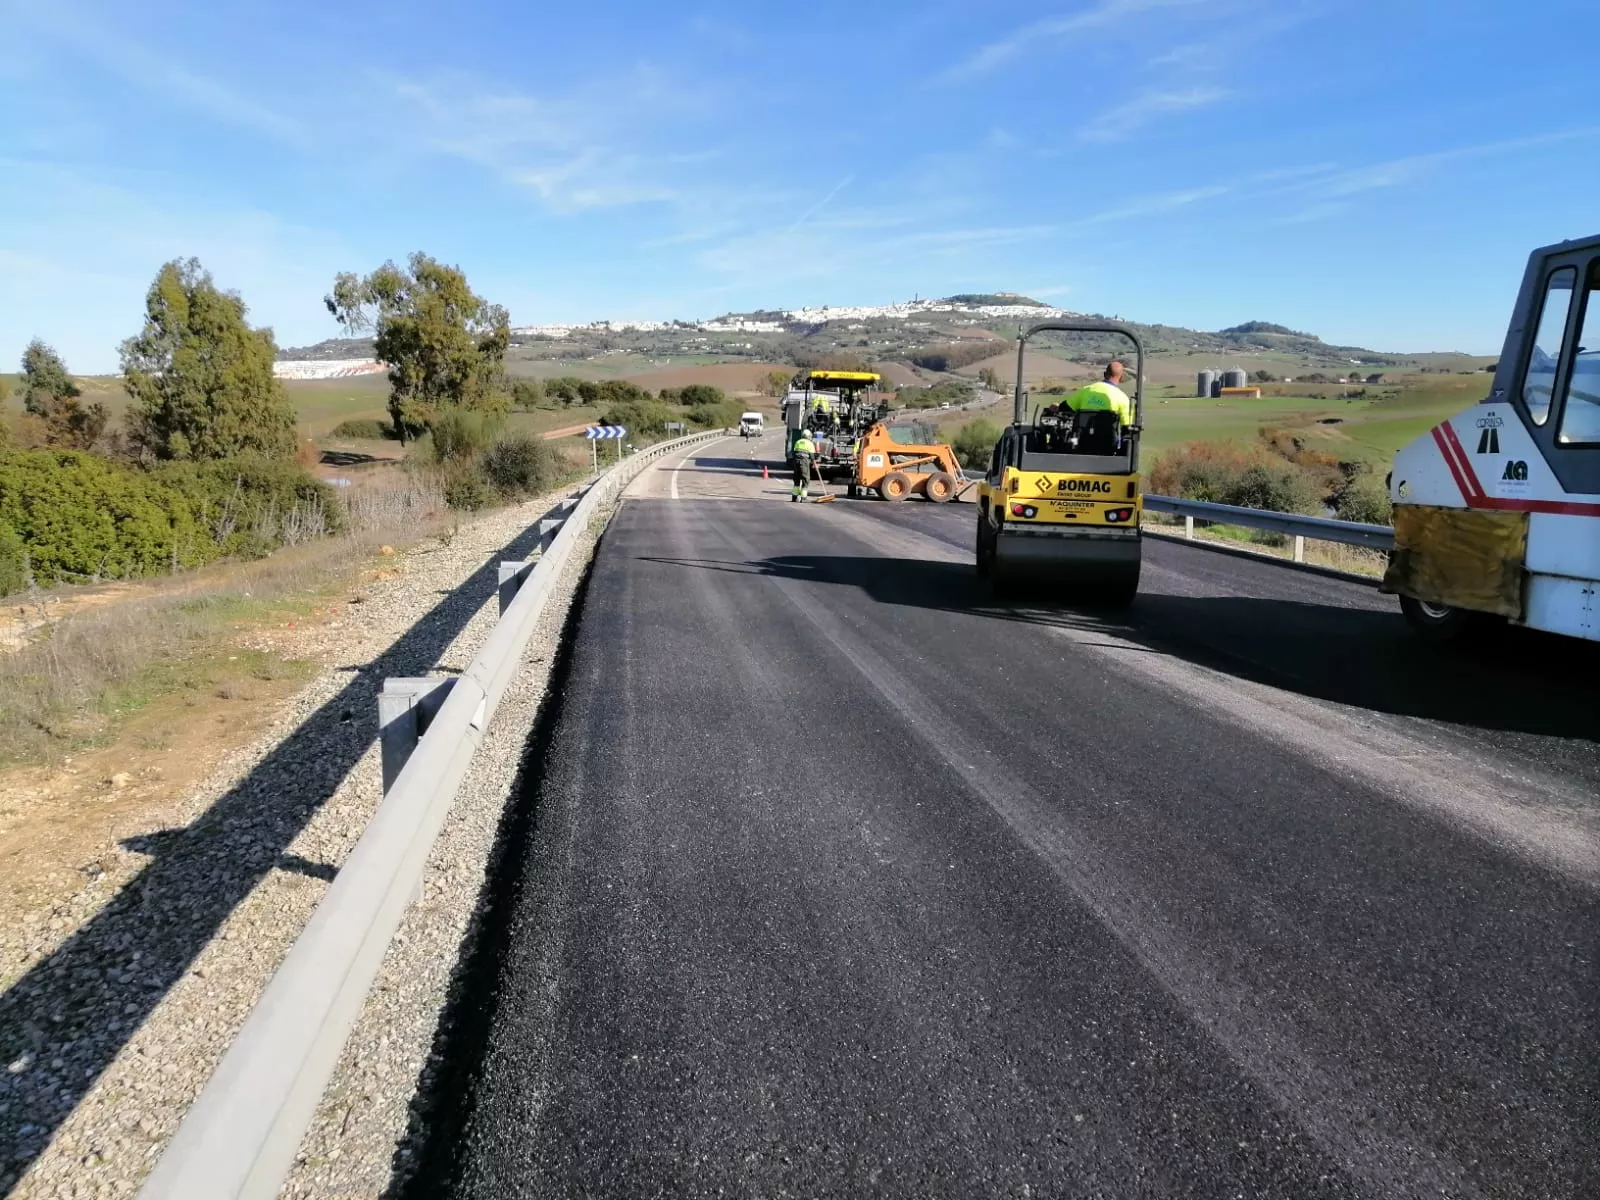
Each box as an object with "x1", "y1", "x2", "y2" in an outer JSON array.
[{"x1": 584, "y1": 425, "x2": 627, "y2": 475}]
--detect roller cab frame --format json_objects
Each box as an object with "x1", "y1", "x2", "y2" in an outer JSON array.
[
  {"x1": 975, "y1": 321, "x2": 1145, "y2": 604},
  {"x1": 1384, "y1": 233, "x2": 1600, "y2": 643}
]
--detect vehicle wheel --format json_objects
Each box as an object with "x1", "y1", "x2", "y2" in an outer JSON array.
[
  {"x1": 1092, "y1": 566, "x2": 1140, "y2": 609},
  {"x1": 924, "y1": 471, "x2": 957, "y2": 503},
  {"x1": 847, "y1": 483, "x2": 859, "y2": 499},
  {"x1": 1399, "y1": 595, "x2": 1476, "y2": 644},
  {"x1": 878, "y1": 471, "x2": 913, "y2": 501}
]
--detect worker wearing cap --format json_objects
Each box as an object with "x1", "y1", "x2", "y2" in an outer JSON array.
[
  {"x1": 1064, "y1": 361, "x2": 1134, "y2": 426},
  {"x1": 791, "y1": 433, "x2": 817, "y2": 502}
]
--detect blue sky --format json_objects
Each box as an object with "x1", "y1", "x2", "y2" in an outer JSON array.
[{"x1": 2, "y1": 0, "x2": 1597, "y2": 372}]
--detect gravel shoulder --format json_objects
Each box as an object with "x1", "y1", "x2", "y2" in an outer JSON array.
[{"x1": 0, "y1": 483, "x2": 604, "y2": 1198}]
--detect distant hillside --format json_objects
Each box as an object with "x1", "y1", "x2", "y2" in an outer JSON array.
[
  {"x1": 277, "y1": 294, "x2": 1435, "y2": 374},
  {"x1": 945, "y1": 293, "x2": 1046, "y2": 307},
  {"x1": 1219, "y1": 321, "x2": 1312, "y2": 338}
]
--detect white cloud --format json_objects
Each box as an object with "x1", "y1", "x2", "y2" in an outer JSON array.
[
  {"x1": 383, "y1": 70, "x2": 716, "y2": 214},
  {"x1": 942, "y1": 0, "x2": 1211, "y2": 81},
  {"x1": 1271, "y1": 127, "x2": 1600, "y2": 199},
  {"x1": 1079, "y1": 85, "x2": 1230, "y2": 141}
]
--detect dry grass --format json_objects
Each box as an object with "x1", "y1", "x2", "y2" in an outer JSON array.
[
  {"x1": 0, "y1": 467, "x2": 455, "y2": 766},
  {"x1": 1142, "y1": 513, "x2": 1386, "y2": 578}
]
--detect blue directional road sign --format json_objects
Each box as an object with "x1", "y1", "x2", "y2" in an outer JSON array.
[{"x1": 584, "y1": 426, "x2": 627, "y2": 439}]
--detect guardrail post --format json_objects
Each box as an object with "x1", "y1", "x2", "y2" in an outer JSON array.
[
  {"x1": 378, "y1": 677, "x2": 455, "y2": 793},
  {"x1": 497, "y1": 560, "x2": 535, "y2": 617},
  {"x1": 538, "y1": 517, "x2": 563, "y2": 551},
  {"x1": 1293, "y1": 534, "x2": 1306, "y2": 563},
  {"x1": 1184, "y1": 515, "x2": 1195, "y2": 539}
]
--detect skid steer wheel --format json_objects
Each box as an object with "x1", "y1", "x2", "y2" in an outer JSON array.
[
  {"x1": 878, "y1": 471, "x2": 913, "y2": 501},
  {"x1": 1399, "y1": 596, "x2": 1480, "y2": 644},
  {"x1": 925, "y1": 471, "x2": 957, "y2": 503}
]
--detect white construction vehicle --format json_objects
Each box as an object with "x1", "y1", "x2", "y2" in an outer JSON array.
[{"x1": 1384, "y1": 233, "x2": 1600, "y2": 643}]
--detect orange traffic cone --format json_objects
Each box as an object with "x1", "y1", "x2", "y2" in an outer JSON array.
[{"x1": 761, "y1": 464, "x2": 769, "y2": 480}]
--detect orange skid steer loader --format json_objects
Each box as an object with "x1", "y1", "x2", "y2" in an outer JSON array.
[{"x1": 850, "y1": 420, "x2": 977, "y2": 503}]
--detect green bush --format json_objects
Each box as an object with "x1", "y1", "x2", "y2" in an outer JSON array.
[
  {"x1": 429, "y1": 408, "x2": 503, "y2": 464},
  {"x1": 952, "y1": 419, "x2": 999, "y2": 470},
  {"x1": 0, "y1": 450, "x2": 209, "y2": 586},
  {"x1": 0, "y1": 522, "x2": 27, "y2": 595},
  {"x1": 442, "y1": 467, "x2": 492, "y2": 511},
  {"x1": 155, "y1": 457, "x2": 342, "y2": 556},
  {"x1": 1150, "y1": 440, "x2": 1322, "y2": 514},
  {"x1": 673, "y1": 383, "x2": 726, "y2": 408},
  {"x1": 510, "y1": 378, "x2": 546, "y2": 411},
  {"x1": 328, "y1": 418, "x2": 394, "y2": 440},
  {"x1": 1335, "y1": 471, "x2": 1392, "y2": 525},
  {"x1": 480, "y1": 434, "x2": 562, "y2": 499},
  {"x1": 602, "y1": 400, "x2": 674, "y2": 439},
  {"x1": 684, "y1": 400, "x2": 740, "y2": 430}
]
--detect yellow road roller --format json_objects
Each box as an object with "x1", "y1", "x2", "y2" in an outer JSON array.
[{"x1": 974, "y1": 320, "x2": 1145, "y2": 604}]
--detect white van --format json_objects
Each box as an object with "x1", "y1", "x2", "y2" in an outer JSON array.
[{"x1": 738, "y1": 412, "x2": 764, "y2": 438}]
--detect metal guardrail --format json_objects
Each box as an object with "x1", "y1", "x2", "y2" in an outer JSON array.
[
  {"x1": 1143, "y1": 494, "x2": 1394, "y2": 559},
  {"x1": 139, "y1": 429, "x2": 727, "y2": 1200}
]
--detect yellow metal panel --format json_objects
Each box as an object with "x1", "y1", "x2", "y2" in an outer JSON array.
[{"x1": 1382, "y1": 505, "x2": 1528, "y2": 617}]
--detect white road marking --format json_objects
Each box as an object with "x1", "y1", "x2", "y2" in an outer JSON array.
[{"x1": 670, "y1": 435, "x2": 734, "y2": 500}]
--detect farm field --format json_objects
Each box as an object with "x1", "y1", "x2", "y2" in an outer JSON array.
[{"x1": 932, "y1": 372, "x2": 1489, "y2": 469}]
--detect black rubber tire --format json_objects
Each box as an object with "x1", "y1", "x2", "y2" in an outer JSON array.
[
  {"x1": 1092, "y1": 566, "x2": 1140, "y2": 609},
  {"x1": 975, "y1": 511, "x2": 994, "y2": 578},
  {"x1": 925, "y1": 471, "x2": 957, "y2": 503},
  {"x1": 1399, "y1": 595, "x2": 1476, "y2": 644},
  {"x1": 847, "y1": 483, "x2": 859, "y2": 499}
]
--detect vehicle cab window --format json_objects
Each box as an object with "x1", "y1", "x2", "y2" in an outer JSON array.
[
  {"x1": 1523, "y1": 265, "x2": 1577, "y2": 425},
  {"x1": 1557, "y1": 260, "x2": 1600, "y2": 445}
]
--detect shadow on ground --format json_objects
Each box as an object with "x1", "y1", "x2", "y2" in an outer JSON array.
[
  {"x1": 640, "y1": 552, "x2": 1600, "y2": 746},
  {"x1": 0, "y1": 519, "x2": 548, "y2": 1190}
]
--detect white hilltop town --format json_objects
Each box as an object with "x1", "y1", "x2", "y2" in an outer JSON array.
[{"x1": 272, "y1": 296, "x2": 1077, "y2": 378}]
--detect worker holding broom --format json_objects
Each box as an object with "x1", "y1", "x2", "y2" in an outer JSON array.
[{"x1": 791, "y1": 432, "x2": 817, "y2": 502}]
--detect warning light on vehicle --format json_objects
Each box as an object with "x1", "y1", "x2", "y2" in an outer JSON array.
[
  {"x1": 1105, "y1": 507, "x2": 1134, "y2": 522},
  {"x1": 1009, "y1": 503, "x2": 1038, "y2": 518}
]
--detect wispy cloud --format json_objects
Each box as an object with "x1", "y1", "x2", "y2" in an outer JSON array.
[
  {"x1": 386, "y1": 69, "x2": 714, "y2": 214},
  {"x1": 9, "y1": 0, "x2": 306, "y2": 146},
  {"x1": 942, "y1": 0, "x2": 1210, "y2": 81},
  {"x1": 1271, "y1": 127, "x2": 1600, "y2": 199},
  {"x1": 1080, "y1": 85, "x2": 1230, "y2": 141},
  {"x1": 786, "y1": 175, "x2": 854, "y2": 234},
  {"x1": 1070, "y1": 184, "x2": 1231, "y2": 227},
  {"x1": 1272, "y1": 201, "x2": 1349, "y2": 225}
]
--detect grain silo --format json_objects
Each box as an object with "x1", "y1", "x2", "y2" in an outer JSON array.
[
  {"x1": 1222, "y1": 368, "x2": 1249, "y2": 390},
  {"x1": 1197, "y1": 370, "x2": 1216, "y2": 398}
]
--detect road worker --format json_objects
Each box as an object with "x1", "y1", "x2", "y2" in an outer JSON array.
[
  {"x1": 791, "y1": 432, "x2": 817, "y2": 502},
  {"x1": 1064, "y1": 361, "x2": 1134, "y2": 426}
]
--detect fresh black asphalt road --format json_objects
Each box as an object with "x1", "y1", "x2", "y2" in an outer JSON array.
[{"x1": 441, "y1": 476, "x2": 1599, "y2": 1198}]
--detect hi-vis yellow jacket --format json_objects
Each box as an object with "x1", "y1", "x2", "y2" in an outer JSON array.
[{"x1": 1064, "y1": 380, "x2": 1133, "y2": 425}]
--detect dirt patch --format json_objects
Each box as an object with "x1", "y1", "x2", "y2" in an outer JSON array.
[
  {"x1": 0, "y1": 589, "x2": 366, "y2": 920},
  {"x1": 621, "y1": 361, "x2": 793, "y2": 395}
]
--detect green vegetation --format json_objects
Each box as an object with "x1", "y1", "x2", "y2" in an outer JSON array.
[
  {"x1": 909, "y1": 343, "x2": 999, "y2": 372},
  {"x1": 898, "y1": 380, "x2": 973, "y2": 409},
  {"x1": 0, "y1": 450, "x2": 339, "y2": 592},
  {"x1": 952, "y1": 419, "x2": 1000, "y2": 470},
  {"x1": 326, "y1": 252, "x2": 510, "y2": 441},
  {"x1": 20, "y1": 340, "x2": 106, "y2": 450},
  {"x1": 328, "y1": 417, "x2": 395, "y2": 440},
  {"x1": 122, "y1": 259, "x2": 298, "y2": 462}
]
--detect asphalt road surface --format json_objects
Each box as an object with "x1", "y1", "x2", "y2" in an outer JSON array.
[{"x1": 437, "y1": 436, "x2": 1599, "y2": 1199}]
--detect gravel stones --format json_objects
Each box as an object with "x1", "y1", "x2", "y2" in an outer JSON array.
[{"x1": 0, "y1": 488, "x2": 605, "y2": 1199}]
